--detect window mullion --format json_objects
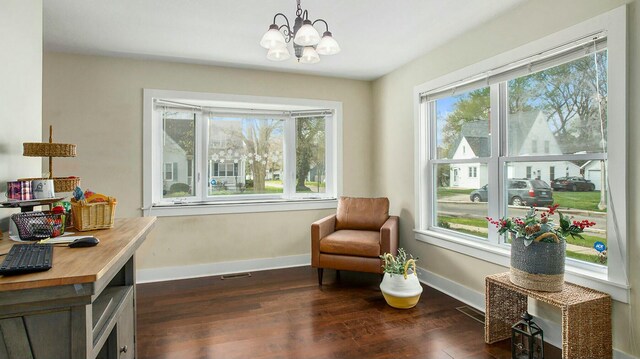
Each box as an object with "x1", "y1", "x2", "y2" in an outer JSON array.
[
  {"x1": 487, "y1": 83, "x2": 502, "y2": 244},
  {"x1": 283, "y1": 117, "x2": 296, "y2": 199},
  {"x1": 196, "y1": 111, "x2": 207, "y2": 202},
  {"x1": 426, "y1": 101, "x2": 437, "y2": 230}
]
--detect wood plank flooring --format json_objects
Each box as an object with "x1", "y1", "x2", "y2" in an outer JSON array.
[{"x1": 137, "y1": 266, "x2": 561, "y2": 359}]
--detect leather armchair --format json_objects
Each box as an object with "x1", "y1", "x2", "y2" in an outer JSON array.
[{"x1": 311, "y1": 197, "x2": 399, "y2": 285}]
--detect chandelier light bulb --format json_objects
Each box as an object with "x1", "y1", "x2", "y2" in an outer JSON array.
[
  {"x1": 294, "y1": 20, "x2": 320, "y2": 46},
  {"x1": 266, "y1": 45, "x2": 291, "y2": 61},
  {"x1": 260, "y1": 24, "x2": 286, "y2": 49},
  {"x1": 300, "y1": 46, "x2": 320, "y2": 64},
  {"x1": 316, "y1": 31, "x2": 340, "y2": 55}
]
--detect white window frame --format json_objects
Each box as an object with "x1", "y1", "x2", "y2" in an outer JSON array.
[
  {"x1": 143, "y1": 89, "x2": 343, "y2": 217},
  {"x1": 413, "y1": 6, "x2": 629, "y2": 302}
]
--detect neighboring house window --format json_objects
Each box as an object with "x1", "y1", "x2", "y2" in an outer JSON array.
[
  {"x1": 468, "y1": 166, "x2": 477, "y2": 178},
  {"x1": 415, "y1": 7, "x2": 628, "y2": 301},
  {"x1": 144, "y1": 90, "x2": 342, "y2": 216},
  {"x1": 164, "y1": 163, "x2": 175, "y2": 181}
]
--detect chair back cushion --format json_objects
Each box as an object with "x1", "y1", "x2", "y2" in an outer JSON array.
[{"x1": 335, "y1": 196, "x2": 389, "y2": 231}]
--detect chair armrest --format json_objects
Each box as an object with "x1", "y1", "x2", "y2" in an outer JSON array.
[
  {"x1": 380, "y1": 216, "x2": 399, "y2": 256},
  {"x1": 311, "y1": 214, "x2": 336, "y2": 267}
]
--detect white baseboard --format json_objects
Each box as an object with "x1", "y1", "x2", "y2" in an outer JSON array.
[
  {"x1": 415, "y1": 266, "x2": 636, "y2": 359},
  {"x1": 136, "y1": 254, "x2": 310, "y2": 284}
]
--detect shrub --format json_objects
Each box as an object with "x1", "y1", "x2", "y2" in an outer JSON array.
[{"x1": 169, "y1": 183, "x2": 191, "y2": 193}]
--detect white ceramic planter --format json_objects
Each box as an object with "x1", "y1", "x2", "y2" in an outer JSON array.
[{"x1": 379, "y1": 272, "x2": 423, "y2": 309}]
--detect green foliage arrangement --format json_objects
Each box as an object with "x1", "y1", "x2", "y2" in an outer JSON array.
[
  {"x1": 380, "y1": 248, "x2": 418, "y2": 278},
  {"x1": 487, "y1": 204, "x2": 595, "y2": 247}
]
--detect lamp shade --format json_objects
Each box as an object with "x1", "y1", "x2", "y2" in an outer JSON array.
[
  {"x1": 294, "y1": 20, "x2": 320, "y2": 46},
  {"x1": 260, "y1": 25, "x2": 286, "y2": 49},
  {"x1": 316, "y1": 31, "x2": 340, "y2": 55},
  {"x1": 299, "y1": 46, "x2": 320, "y2": 64},
  {"x1": 266, "y1": 45, "x2": 291, "y2": 61}
]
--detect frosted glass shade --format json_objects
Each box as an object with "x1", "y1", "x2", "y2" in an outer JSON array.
[
  {"x1": 260, "y1": 25, "x2": 286, "y2": 49},
  {"x1": 294, "y1": 21, "x2": 320, "y2": 46},
  {"x1": 266, "y1": 45, "x2": 291, "y2": 61},
  {"x1": 316, "y1": 32, "x2": 340, "y2": 55},
  {"x1": 300, "y1": 46, "x2": 320, "y2": 64}
]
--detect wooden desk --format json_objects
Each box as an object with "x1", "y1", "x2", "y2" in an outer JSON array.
[
  {"x1": 0, "y1": 217, "x2": 156, "y2": 359},
  {"x1": 485, "y1": 272, "x2": 611, "y2": 359}
]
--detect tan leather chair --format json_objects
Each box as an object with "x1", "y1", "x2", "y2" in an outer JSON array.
[{"x1": 311, "y1": 197, "x2": 399, "y2": 285}]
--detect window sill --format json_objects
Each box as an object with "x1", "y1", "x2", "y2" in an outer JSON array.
[
  {"x1": 414, "y1": 229, "x2": 630, "y2": 303},
  {"x1": 145, "y1": 198, "x2": 338, "y2": 217}
]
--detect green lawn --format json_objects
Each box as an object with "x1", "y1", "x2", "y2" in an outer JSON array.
[
  {"x1": 437, "y1": 187, "x2": 474, "y2": 198},
  {"x1": 552, "y1": 191, "x2": 606, "y2": 212},
  {"x1": 438, "y1": 215, "x2": 487, "y2": 228}
]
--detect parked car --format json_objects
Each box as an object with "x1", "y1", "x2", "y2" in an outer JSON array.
[
  {"x1": 469, "y1": 179, "x2": 554, "y2": 207},
  {"x1": 550, "y1": 176, "x2": 596, "y2": 191}
]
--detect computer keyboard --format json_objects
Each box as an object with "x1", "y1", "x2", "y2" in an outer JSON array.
[{"x1": 0, "y1": 244, "x2": 53, "y2": 275}]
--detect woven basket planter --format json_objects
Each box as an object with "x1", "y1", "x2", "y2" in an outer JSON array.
[{"x1": 510, "y1": 236, "x2": 565, "y2": 292}]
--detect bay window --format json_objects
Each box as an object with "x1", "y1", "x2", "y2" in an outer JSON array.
[{"x1": 144, "y1": 90, "x2": 342, "y2": 216}]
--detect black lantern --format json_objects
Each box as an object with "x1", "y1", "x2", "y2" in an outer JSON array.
[{"x1": 511, "y1": 312, "x2": 544, "y2": 359}]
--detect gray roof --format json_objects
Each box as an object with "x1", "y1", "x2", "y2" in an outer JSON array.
[{"x1": 448, "y1": 111, "x2": 541, "y2": 158}]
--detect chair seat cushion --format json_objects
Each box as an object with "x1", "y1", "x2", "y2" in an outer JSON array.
[{"x1": 319, "y1": 230, "x2": 380, "y2": 258}]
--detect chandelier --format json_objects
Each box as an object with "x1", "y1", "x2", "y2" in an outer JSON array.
[{"x1": 259, "y1": 0, "x2": 340, "y2": 64}]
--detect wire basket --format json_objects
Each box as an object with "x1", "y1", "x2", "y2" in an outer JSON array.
[{"x1": 11, "y1": 212, "x2": 66, "y2": 241}]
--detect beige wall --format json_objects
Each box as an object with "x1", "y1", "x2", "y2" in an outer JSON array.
[
  {"x1": 372, "y1": 0, "x2": 639, "y2": 355},
  {"x1": 0, "y1": 0, "x2": 43, "y2": 229},
  {"x1": 42, "y1": 53, "x2": 373, "y2": 270}
]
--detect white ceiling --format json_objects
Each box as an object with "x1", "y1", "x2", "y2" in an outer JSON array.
[{"x1": 43, "y1": 0, "x2": 526, "y2": 81}]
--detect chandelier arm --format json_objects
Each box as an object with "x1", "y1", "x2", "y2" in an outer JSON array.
[
  {"x1": 272, "y1": 13, "x2": 294, "y2": 42},
  {"x1": 312, "y1": 19, "x2": 330, "y2": 32}
]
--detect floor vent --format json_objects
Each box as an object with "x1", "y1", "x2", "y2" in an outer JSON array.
[
  {"x1": 220, "y1": 272, "x2": 252, "y2": 280},
  {"x1": 456, "y1": 305, "x2": 485, "y2": 324}
]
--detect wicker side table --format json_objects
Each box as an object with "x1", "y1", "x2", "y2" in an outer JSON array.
[{"x1": 485, "y1": 272, "x2": 611, "y2": 359}]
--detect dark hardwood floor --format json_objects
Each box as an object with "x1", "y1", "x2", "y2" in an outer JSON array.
[{"x1": 137, "y1": 266, "x2": 561, "y2": 359}]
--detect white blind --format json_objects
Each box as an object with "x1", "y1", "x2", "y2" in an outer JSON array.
[{"x1": 421, "y1": 32, "x2": 607, "y2": 101}]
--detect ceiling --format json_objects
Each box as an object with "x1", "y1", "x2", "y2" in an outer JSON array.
[{"x1": 43, "y1": 0, "x2": 526, "y2": 81}]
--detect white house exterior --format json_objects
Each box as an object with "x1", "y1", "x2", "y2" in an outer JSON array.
[
  {"x1": 581, "y1": 160, "x2": 605, "y2": 190},
  {"x1": 163, "y1": 135, "x2": 190, "y2": 193},
  {"x1": 450, "y1": 111, "x2": 581, "y2": 188}
]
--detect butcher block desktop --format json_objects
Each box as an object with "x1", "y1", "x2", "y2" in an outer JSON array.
[{"x1": 0, "y1": 217, "x2": 156, "y2": 359}]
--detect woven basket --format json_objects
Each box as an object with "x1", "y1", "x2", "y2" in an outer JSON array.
[
  {"x1": 70, "y1": 197, "x2": 117, "y2": 231},
  {"x1": 19, "y1": 177, "x2": 81, "y2": 193},
  {"x1": 510, "y1": 236, "x2": 565, "y2": 292},
  {"x1": 23, "y1": 142, "x2": 76, "y2": 157}
]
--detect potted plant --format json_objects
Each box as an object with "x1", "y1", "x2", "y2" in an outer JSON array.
[
  {"x1": 379, "y1": 248, "x2": 423, "y2": 309},
  {"x1": 487, "y1": 204, "x2": 595, "y2": 292}
]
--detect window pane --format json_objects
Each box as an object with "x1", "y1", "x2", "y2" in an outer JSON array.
[
  {"x1": 207, "y1": 117, "x2": 284, "y2": 196},
  {"x1": 504, "y1": 160, "x2": 607, "y2": 266},
  {"x1": 434, "y1": 163, "x2": 488, "y2": 239},
  {"x1": 295, "y1": 116, "x2": 326, "y2": 194},
  {"x1": 507, "y1": 50, "x2": 608, "y2": 155},
  {"x1": 434, "y1": 87, "x2": 490, "y2": 160},
  {"x1": 162, "y1": 111, "x2": 195, "y2": 198}
]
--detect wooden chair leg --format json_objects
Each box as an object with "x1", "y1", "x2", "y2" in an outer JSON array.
[{"x1": 317, "y1": 268, "x2": 324, "y2": 286}]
